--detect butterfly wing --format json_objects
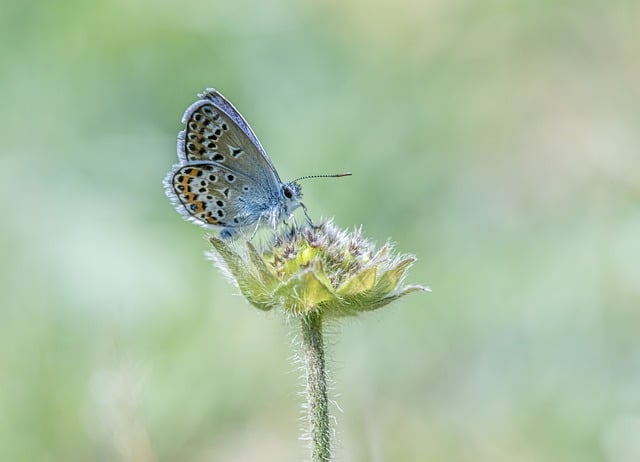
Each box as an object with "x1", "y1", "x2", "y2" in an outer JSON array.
[
  {"x1": 177, "y1": 88, "x2": 282, "y2": 188},
  {"x1": 166, "y1": 88, "x2": 291, "y2": 235},
  {"x1": 164, "y1": 162, "x2": 272, "y2": 230}
]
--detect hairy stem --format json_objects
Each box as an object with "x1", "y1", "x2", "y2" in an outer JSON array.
[{"x1": 300, "y1": 311, "x2": 331, "y2": 462}]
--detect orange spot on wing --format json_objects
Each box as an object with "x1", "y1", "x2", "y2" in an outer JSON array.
[{"x1": 191, "y1": 201, "x2": 205, "y2": 213}]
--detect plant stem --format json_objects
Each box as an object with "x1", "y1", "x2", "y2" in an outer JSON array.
[{"x1": 300, "y1": 311, "x2": 331, "y2": 462}]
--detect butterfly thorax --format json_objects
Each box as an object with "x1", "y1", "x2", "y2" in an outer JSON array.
[{"x1": 236, "y1": 180, "x2": 301, "y2": 228}]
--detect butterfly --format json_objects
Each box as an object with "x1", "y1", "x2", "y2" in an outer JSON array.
[{"x1": 164, "y1": 88, "x2": 347, "y2": 239}]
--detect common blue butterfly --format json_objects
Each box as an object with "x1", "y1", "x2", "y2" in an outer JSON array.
[{"x1": 164, "y1": 89, "x2": 348, "y2": 239}]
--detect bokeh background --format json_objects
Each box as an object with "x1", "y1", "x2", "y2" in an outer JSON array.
[{"x1": 2, "y1": 1, "x2": 639, "y2": 461}]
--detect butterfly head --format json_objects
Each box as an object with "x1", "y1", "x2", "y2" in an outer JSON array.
[{"x1": 281, "y1": 182, "x2": 303, "y2": 216}]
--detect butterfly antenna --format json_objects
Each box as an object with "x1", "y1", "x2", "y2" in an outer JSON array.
[
  {"x1": 292, "y1": 173, "x2": 351, "y2": 227},
  {"x1": 292, "y1": 172, "x2": 352, "y2": 182}
]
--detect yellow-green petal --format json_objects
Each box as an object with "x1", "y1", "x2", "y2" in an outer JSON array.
[
  {"x1": 275, "y1": 271, "x2": 335, "y2": 313},
  {"x1": 246, "y1": 241, "x2": 280, "y2": 290},
  {"x1": 337, "y1": 266, "x2": 377, "y2": 296},
  {"x1": 375, "y1": 257, "x2": 416, "y2": 293}
]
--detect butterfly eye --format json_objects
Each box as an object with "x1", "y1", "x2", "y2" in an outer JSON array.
[{"x1": 283, "y1": 186, "x2": 293, "y2": 199}]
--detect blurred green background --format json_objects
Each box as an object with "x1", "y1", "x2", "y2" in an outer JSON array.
[{"x1": 2, "y1": 0, "x2": 639, "y2": 461}]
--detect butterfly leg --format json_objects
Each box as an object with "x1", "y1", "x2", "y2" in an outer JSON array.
[
  {"x1": 249, "y1": 217, "x2": 264, "y2": 240},
  {"x1": 288, "y1": 215, "x2": 300, "y2": 235},
  {"x1": 300, "y1": 202, "x2": 314, "y2": 227}
]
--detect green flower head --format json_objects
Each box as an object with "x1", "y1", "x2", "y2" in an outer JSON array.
[{"x1": 207, "y1": 220, "x2": 428, "y2": 317}]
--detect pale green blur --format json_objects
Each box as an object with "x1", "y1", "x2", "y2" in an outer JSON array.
[{"x1": 1, "y1": 1, "x2": 639, "y2": 461}]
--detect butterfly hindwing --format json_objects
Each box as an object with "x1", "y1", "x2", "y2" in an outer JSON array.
[{"x1": 167, "y1": 162, "x2": 266, "y2": 229}]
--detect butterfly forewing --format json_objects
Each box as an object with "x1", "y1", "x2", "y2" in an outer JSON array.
[
  {"x1": 178, "y1": 90, "x2": 280, "y2": 189},
  {"x1": 199, "y1": 89, "x2": 273, "y2": 167}
]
